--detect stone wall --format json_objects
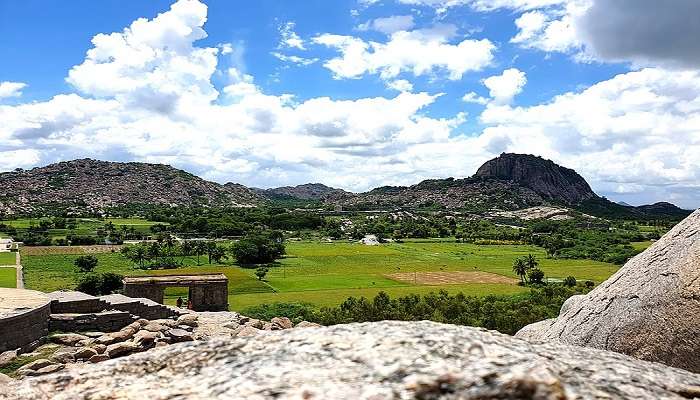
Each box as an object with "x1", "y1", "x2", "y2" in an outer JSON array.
[
  {"x1": 0, "y1": 302, "x2": 50, "y2": 353},
  {"x1": 50, "y1": 298, "x2": 110, "y2": 314},
  {"x1": 49, "y1": 311, "x2": 135, "y2": 332}
]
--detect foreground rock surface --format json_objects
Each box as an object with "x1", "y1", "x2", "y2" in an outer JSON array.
[
  {"x1": 4, "y1": 321, "x2": 700, "y2": 400},
  {"x1": 516, "y1": 209, "x2": 700, "y2": 373}
]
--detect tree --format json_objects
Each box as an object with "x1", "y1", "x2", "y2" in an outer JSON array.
[
  {"x1": 512, "y1": 258, "x2": 528, "y2": 284},
  {"x1": 76, "y1": 273, "x2": 124, "y2": 295},
  {"x1": 194, "y1": 241, "x2": 208, "y2": 265},
  {"x1": 121, "y1": 244, "x2": 148, "y2": 268},
  {"x1": 563, "y1": 276, "x2": 577, "y2": 287},
  {"x1": 255, "y1": 267, "x2": 268, "y2": 281},
  {"x1": 74, "y1": 255, "x2": 98, "y2": 273},
  {"x1": 525, "y1": 254, "x2": 539, "y2": 270},
  {"x1": 527, "y1": 268, "x2": 545, "y2": 285},
  {"x1": 231, "y1": 231, "x2": 285, "y2": 265},
  {"x1": 207, "y1": 243, "x2": 227, "y2": 264}
]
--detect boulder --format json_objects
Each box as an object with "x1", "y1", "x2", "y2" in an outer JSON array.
[
  {"x1": 177, "y1": 314, "x2": 198, "y2": 327},
  {"x1": 92, "y1": 344, "x2": 107, "y2": 354},
  {"x1": 106, "y1": 342, "x2": 138, "y2": 358},
  {"x1": 73, "y1": 347, "x2": 98, "y2": 360},
  {"x1": 166, "y1": 329, "x2": 193, "y2": 343},
  {"x1": 76, "y1": 338, "x2": 94, "y2": 347},
  {"x1": 236, "y1": 326, "x2": 261, "y2": 337},
  {"x1": 295, "y1": 321, "x2": 321, "y2": 329},
  {"x1": 143, "y1": 322, "x2": 168, "y2": 333},
  {"x1": 271, "y1": 317, "x2": 293, "y2": 330},
  {"x1": 49, "y1": 348, "x2": 75, "y2": 364},
  {"x1": 244, "y1": 319, "x2": 263, "y2": 329},
  {"x1": 49, "y1": 333, "x2": 89, "y2": 347},
  {"x1": 89, "y1": 354, "x2": 109, "y2": 363},
  {"x1": 0, "y1": 350, "x2": 18, "y2": 368},
  {"x1": 18, "y1": 359, "x2": 55, "y2": 372},
  {"x1": 516, "y1": 210, "x2": 700, "y2": 373},
  {"x1": 95, "y1": 334, "x2": 117, "y2": 346},
  {"x1": 81, "y1": 331, "x2": 106, "y2": 338},
  {"x1": 110, "y1": 327, "x2": 137, "y2": 342},
  {"x1": 0, "y1": 373, "x2": 13, "y2": 384},
  {"x1": 3, "y1": 321, "x2": 699, "y2": 399},
  {"x1": 133, "y1": 330, "x2": 159, "y2": 347},
  {"x1": 30, "y1": 364, "x2": 64, "y2": 376}
]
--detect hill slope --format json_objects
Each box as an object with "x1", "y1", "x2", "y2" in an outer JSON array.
[
  {"x1": 0, "y1": 159, "x2": 261, "y2": 215},
  {"x1": 258, "y1": 183, "x2": 352, "y2": 201}
]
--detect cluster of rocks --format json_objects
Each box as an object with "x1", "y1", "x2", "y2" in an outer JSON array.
[
  {"x1": 189, "y1": 312, "x2": 320, "y2": 340},
  {"x1": 6, "y1": 314, "x2": 200, "y2": 378}
]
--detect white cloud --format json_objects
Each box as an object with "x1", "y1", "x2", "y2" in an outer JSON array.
[
  {"x1": 271, "y1": 52, "x2": 319, "y2": 66},
  {"x1": 278, "y1": 22, "x2": 306, "y2": 50},
  {"x1": 0, "y1": 82, "x2": 27, "y2": 99},
  {"x1": 482, "y1": 68, "x2": 527, "y2": 105},
  {"x1": 387, "y1": 79, "x2": 414, "y2": 92},
  {"x1": 5, "y1": 0, "x2": 700, "y2": 207},
  {"x1": 358, "y1": 15, "x2": 415, "y2": 34},
  {"x1": 462, "y1": 92, "x2": 489, "y2": 105},
  {"x1": 477, "y1": 68, "x2": 700, "y2": 207},
  {"x1": 314, "y1": 26, "x2": 495, "y2": 80},
  {"x1": 362, "y1": 0, "x2": 566, "y2": 13}
]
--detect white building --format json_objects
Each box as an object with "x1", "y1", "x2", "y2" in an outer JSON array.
[{"x1": 0, "y1": 238, "x2": 16, "y2": 252}]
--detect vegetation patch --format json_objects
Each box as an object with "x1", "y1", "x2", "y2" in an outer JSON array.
[
  {"x1": 386, "y1": 271, "x2": 517, "y2": 285},
  {"x1": 0, "y1": 267, "x2": 16, "y2": 288}
]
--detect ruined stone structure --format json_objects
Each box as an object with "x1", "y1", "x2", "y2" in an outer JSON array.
[
  {"x1": 0, "y1": 288, "x2": 51, "y2": 353},
  {"x1": 123, "y1": 274, "x2": 228, "y2": 311}
]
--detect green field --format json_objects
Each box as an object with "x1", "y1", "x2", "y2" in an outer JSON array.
[
  {"x1": 22, "y1": 240, "x2": 619, "y2": 311},
  {"x1": 631, "y1": 241, "x2": 654, "y2": 251},
  {"x1": 0, "y1": 268, "x2": 16, "y2": 288},
  {"x1": 0, "y1": 217, "x2": 164, "y2": 241},
  {"x1": 0, "y1": 252, "x2": 15, "y2": 266}
]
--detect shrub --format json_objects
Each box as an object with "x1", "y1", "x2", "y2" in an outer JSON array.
[
  {"x1": 563, "y1": 276, "x2": 577, "y2": 287},
  {"x1": 74, "y1": 255, "x2": 98, "y2": 273},
  {"x1": 527, "y1": 268, "x2": 545, "y2": 285},
  {"x1": 232, "y1": 231, "x2": 285, "y2": 265},
  {"x1": 76, "y1": 273, "x2": 124, "y2": 295},
  {"x1": 255, "y1": 267, "x2": 268, "y2": 281}
]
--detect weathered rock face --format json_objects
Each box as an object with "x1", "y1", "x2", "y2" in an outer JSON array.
[
  {"x1": 517, "y1": 209, "x2": 700, "y2": 373},
  {"x1": 475, "y1": 153, "x2": 597, "y2": 205},
  {"x1": 5, "y1": 321, "x2": 700, "y2": 399}
]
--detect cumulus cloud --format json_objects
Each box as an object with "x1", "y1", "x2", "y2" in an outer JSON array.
[
  {"x1": 478, "y1": 68, "x2": 700, "y2": 207},
  {"x1": 278, "y1": 22, "x2": 306, "y2": 50},
  {"x1": 387, "y1": 79, "x2": 414, "y2": 92},
  {"x1": 5, "y1": 0, "x2": 700, "y2": 207},
  {"x1": 314, "y1": 26, "x2": 495, "y2": 80},
  {"x1": 482, "y1": 68, "x2": 527, "y2": 105},
  {"x1": 0, "y1": 82, "x2": 27, "y2": 99},
  {"x1": 362, "y1": 0, "x2": 566, "y2": 13},
  {"x1": 358, "y1": 15, "x2": 415, "y2": 34}
]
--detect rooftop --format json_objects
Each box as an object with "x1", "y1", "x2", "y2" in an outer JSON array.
[{"x1": 123, "y1": 274, "x2": 228, "y2": 285}]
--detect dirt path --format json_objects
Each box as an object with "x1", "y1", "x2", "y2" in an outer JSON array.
[
  {"x1": 386, "y1": 271, "x2": 517, "y2": 285},
  {"x1": 16, "y1": 251, "x2": 24, "y2": 289}
]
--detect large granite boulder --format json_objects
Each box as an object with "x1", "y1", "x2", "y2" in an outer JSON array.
[
  {"x1": 517, "y1": 209, "x2": 700, "y2": 372},
  {"x1": 4, "y1": 321, "x2": 700, "y2": 399}
]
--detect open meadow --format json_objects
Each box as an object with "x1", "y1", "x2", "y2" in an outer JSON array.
[
  {"x1": 0, "y1": 267, "x2": 15, "y2": 288},
  {"x1": 0, "y1": 252, "x2": 16, "y2": 266},
  {"x1": 21, "y1": 240, "x2": 619, "y2": 312}
]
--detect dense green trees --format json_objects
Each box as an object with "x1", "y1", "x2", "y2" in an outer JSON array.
[
  {"x1": 231, "y1": 231, "x2": 285, "y2": 265},
  {"x1": 243, "y1": 284, "x2": 593, "y2": 335},
  {"x1": 76, "y1": 272, "x2": 124, "y2": 295}
]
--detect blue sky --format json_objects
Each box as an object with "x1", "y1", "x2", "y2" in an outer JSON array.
[{"x1": 1, "y1": 0, "x2": 699, "y2": 207}]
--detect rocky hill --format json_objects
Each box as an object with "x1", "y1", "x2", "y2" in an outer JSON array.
[
  {"x1": 0, "y1": 159, "x2": 261, "y2": 215},
  {"x1": 474, "y1": 153, "x2": 597, "y2": 204},
  {"x1": 257, "y1": 183, "x2": 352, "y2": 201}
]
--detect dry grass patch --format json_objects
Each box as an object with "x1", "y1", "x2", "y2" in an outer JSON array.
[
  {"x1": 21, "y1": 245, "x2": 123, "y2": 256},
  {"x1": 386, "y1": 271, "x2": 517, "y2": 285}
]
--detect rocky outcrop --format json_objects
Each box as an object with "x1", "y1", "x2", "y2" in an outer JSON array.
[
  {"x1": 0, "y1": 159, "x2": 261, "y2": 215},
  {"x1": 475, "y1": 153, "x2": 597, "y2": 205},
  {"x1": 516, "y1": 209, "x2": 700, "y2": 373},
  {"x1": 259, "y1": 183, "x2": 352, "y2": 201},
  {"x1": 4, "y1": 321, "x2": 700, "y2": 399}
]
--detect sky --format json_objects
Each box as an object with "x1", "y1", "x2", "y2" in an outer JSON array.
[{"x1": 1, "y1": 0, "x2": 699, "y2": 208}]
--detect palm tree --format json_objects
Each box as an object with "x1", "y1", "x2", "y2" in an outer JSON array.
[
  {"x1": 512, "y1": 258, "x2": 528, "y2": 284},
  {"x1": 525, "y1": 254, "x2": 539, "y2": 270}
]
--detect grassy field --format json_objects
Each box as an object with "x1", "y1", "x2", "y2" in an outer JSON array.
[
  {"x1": 22, "y1": 240, "x2": 619, "y2": 311},
  {"x1": 0, "y1": 267, "x2": 16, "y2": 288},
  {"x1": 0, "y1": 217, "x2": 164, "y2": 241},
  {"x1": 0, "y1": 252, "x2": 15, "y2": 266},
  {"x1": 631, "y1": 241, "x2": 654, "y2": 251}
]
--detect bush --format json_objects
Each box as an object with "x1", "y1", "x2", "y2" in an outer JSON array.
[
  {"x1": 563, "y1": 276, "x2": 577, "y2": 287},
  {"x1": 74, "y1": 255, "x2": 98, "y2": 273},
  {"x1": 242, "y1": 302, "x2": 316, "y2": 324},
  {"x1": 527, "y1": 268, "x2": 545, "y2": 285},
  {"x1": 76, "y1": 273, "x2": 124, "y2": 295},
  {"x1": 255, "y1": 267, "x2": 268, "y2": 281}
]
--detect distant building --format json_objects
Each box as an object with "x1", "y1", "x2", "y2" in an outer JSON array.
[{"x1": 0, "y1": 238, "x2": 17, "y2": 252}]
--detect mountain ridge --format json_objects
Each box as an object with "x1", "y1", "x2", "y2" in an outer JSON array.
[{"x1": 0, "y1": 155, "x2": 691, "y2": 218}]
